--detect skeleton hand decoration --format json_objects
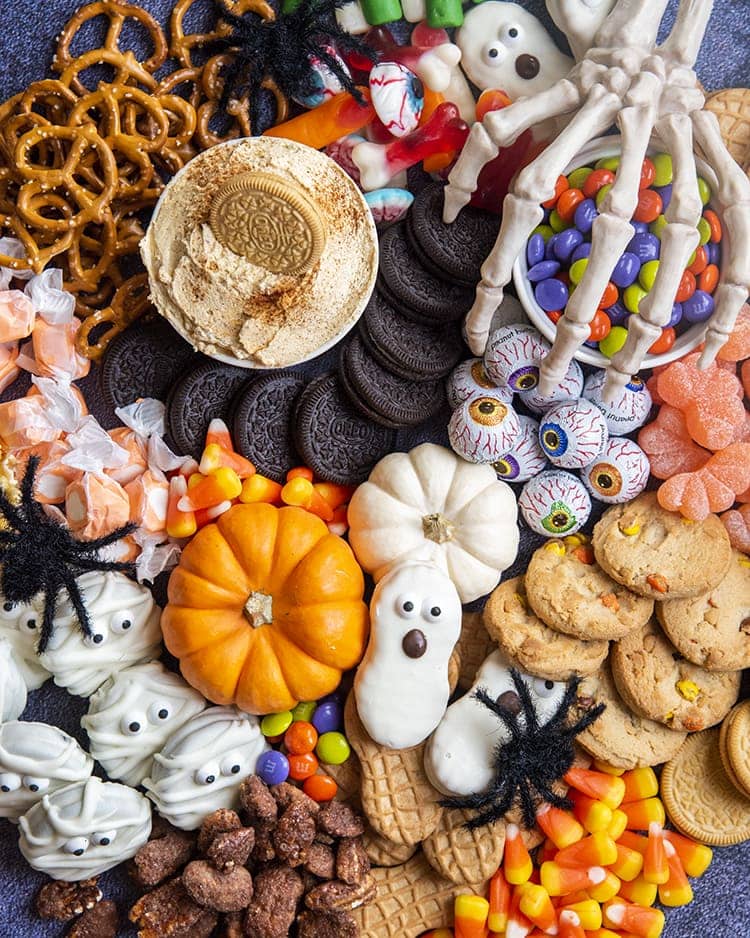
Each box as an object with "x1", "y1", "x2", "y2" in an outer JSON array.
[
  {"x1": 545, "y1": 0, "x2": 616, "y2": 62},
  {"x1": 444, "y1": 0, "x2": 750, "y2": 402}
]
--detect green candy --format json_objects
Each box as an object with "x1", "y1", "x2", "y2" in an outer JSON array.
[
  {"x1": 426, "y1": 0, "x2": 464, "y2": 27},
  {"x1": 697, "y1": 217, "x2": 711, "y2": 246},
  {"x1": 360, "y1": 0, "x2": 403, "y2": 25},
  {"x1": 532, "y1": 224, "x2": 555, "y2": 241},
  {"x1": 650, "y1": 215, "x2": 668, "y2": 239},
  {"x1": 639, "y1": 260, "x2": 660, "y2": 292},
  {"x1": 624, "y1": 283, "x2": 648, "y2": 313},
  {"x1": 569, "y1": 258, "x2": 589, "y2": 285},
  {"x1": 595, "y1": 184, "x2": 613, "y2": 209},
  {"x1": 568, "y1": 167, "x2": 593, "y2": 189},
  {"x1": 697, "y1": 177, "x2": 712, "y2": 206},
  {"x1": 316, "y1": 731, "x2": 351, "y2": 765},
  {"x1": 599, "y1": 325, "x2": 628, "y2": 358},
  {"x1": 549, "y1": 210, "x2": 568, "y2": 232},
  {"x1": 261, "y1": 711, "x2": 293, "y2": 737},
  {"x1": 652, "y1": 153, "x2": 673, "y2": 187},
  {"x1": 596, "y1": 156, "x2": 620, "y2": 172},
  {"x1": 292, "y1": 701, "x2": 316, "y2": 722}
]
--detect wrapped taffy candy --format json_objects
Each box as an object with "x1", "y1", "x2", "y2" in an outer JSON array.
[
  {"x1": 16, "y1": 439, "x2": 80, "y2": 504},
  {"x1": 30, "y1": 319, "x2": 90, "y2": 380},
  {"x1": 0, "y1": 291, "x2": 35, "y2": 343},
  {"x1": 66, "y1": 473, "x2": 131, "y2": 541},
  {"x1": 125, "y1": 470, "x2": 169, "y2": 533},
  {"x1": 24, "y1": 269, "x2": 76, "y2": 324},
  {"x1": 0, "y1": 396, "x2": 61, "y2": 449},
  {"x1": 0, "y1": 343, "x2": 19, "y2": 394},
  {"x1": 108, "y1": 427, "x2": 148, "y2": 486}
]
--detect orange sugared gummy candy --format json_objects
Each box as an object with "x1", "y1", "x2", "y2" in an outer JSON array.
[
  {"x1": 657, "y1": 443, "x2": 750, "y2": 520},
  {"x1": 742, "y1": 360, "x2": 750, "y2": 399},
  {"x1": 637, "y1": 406, "x2": 710, "y2": 480},
  {"x1": 721, "y1": 504, "x2": 750, "y2": 554},
  {"x1": 716, "y1": 304, "x2": 750, "y2": 362}
]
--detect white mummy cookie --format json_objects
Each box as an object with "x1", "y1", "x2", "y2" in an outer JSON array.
[
  {"x1": 0, "y1": 594, "x2": 50, "y2": 689},
  {"x1": 82, "y1": 662, "x2": 206, "y2": 788},
  {"x1": 0, "y1": 639, "x2": 27, "y2": 721},
  {"x1": 425, "y1": 650, "x2": 567, "y2": 797},
  {"x1": 353, "y1": 562, "x2": 462, "y2": 750},
  {"x1": 456, "y1": 2, "x2": 572, "y2": 97},
  {"x1": 143, "y1": 707, "x2": 268, "y2": 830},
  {"x1": 19, "y1": 775, "x2": 151, "y2": 880},
  {"x1": 39, "y1": 571, "x2": 162, "y2": 697},
  {"x1": 0, "y1": 722, "x2": 94, "y2": 820}
]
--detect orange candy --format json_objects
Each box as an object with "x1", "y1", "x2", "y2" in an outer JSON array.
[
  {"x1": 640, "y1": 158, "x2": 656, "y2": 190},
  {"x1": 638, "y1": 405, "x2": 710, "y2": 480},
  {"x1": 698, "y1": 264, "x2": 719, "y2": 294},
  {"x1": 583, "y1": 169, "x2": 615, "y2": 199},
  {"x1": 287, "y1": 752, "x2": 319, "y2": 781},
  {"x1": 239, "y1": 473, "x2": 283, "y2": 504},
  {"x1": 504, "y1": 824, "x2": 533, "y2": 885},
  {"x1": 633, "y1": 189, "x2": 662, "y2": 223},
  {"x1": 648, "y1": 327, "x2": 675, "y2": 355},
  {"x1": 475, "y1": 88, "x2": 511, "y2": 121},
  {"x1": 657, "y1": 442, "x2": 750, "y2": 520},
  {"x1": 281, "y1": 476, "x2": 335, "y2": 521},
  {"x1": 302, "y1": 774, "x2": 338, "y2": 802},
  {"x1": 716, "y1": 304, "x2": 750, "y2": 362},
  {"x1": 703, "y1": 208, "x2": 722, "y2": 242},
  {"x1": 642, "y1": 824, "x2": 669, "y2": 885},
  {"x1": 284, "y1": 720, "x2": 318, "y2": 755},
  {"x1": 556, "y1": 188, "x2": 586, "y2": 222},
  {"x1": 488, "y1": 868, "x2": 511, "y2": 933},
  {"x1": 674, "y1": 269, "x2": 697, "y2": 303},
  {"x1": 536, "y1": 804, "x2": 584, "y2": 849},
  {"x1": 688, "y1": 246, "x2": 708, "y2": 276},
  {"x1": 720, "y1": 503, "x2": 750, "y2": 553},
  {"x1": 599, "y1": 282, "x2": 619, "y2": 310},
  {"x1": 589, "y1": 309, "x2": 612, "y2": 342},
  {"x1": 543, "y1": 174, "x2": 570, "y2": 209},
  {"x1": 564, "y1": 768, "x2": 625, "y2": 810}
]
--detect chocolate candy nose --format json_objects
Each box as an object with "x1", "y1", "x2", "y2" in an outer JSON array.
[
  {"x1": 515, "y1": 54, "x2": 540, "y2": 80},
  {"x1": 496, "y1": 690, "x2": 522, "y2": 714}
]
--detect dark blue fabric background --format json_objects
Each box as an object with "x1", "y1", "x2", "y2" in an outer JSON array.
[{"x1": 0, "y1": 1, "x2": 748, "y2": 935}]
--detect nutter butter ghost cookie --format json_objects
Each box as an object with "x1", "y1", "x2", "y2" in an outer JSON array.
[
  {"x1": 0, "y1": 638, "x2": 27, "y2": 721},
  {"x1": 354, "y1": 562, "x2": 461, "y2": 750},
  {"x1": 0, "y1": 594, "x2": 50, "y2": 690}
]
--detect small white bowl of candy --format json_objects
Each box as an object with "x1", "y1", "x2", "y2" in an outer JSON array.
[{"x1": 513, "y1": 136, "x2": 723, "y2": 368}]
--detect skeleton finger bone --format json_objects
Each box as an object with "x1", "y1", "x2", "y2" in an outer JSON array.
[{"x1": 546, "y1": 0, "x2": 617, "y2": 62}]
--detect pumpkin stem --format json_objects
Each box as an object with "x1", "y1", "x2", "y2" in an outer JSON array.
[
  {"x1": 422, "y1": 512, "x2": 455, "y2": 544},
  {"x1": 244, "y1": 590, "x2": 273, "y2": 628}
]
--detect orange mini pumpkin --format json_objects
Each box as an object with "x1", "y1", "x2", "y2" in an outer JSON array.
[{"x1": 161, "y1": 502, "x2": 369, "y2": 715}]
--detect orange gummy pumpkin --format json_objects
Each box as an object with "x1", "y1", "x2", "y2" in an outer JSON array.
[{"x1": 161, "y1": 503, "x2": 369, "y2": 715}]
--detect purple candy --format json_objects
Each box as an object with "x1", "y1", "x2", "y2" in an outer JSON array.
[
  {"x1": 527, "y1": 233, "x2": 545, "y2": 267},
  {"x1": 312, "y1": 700, "x2": 341, "y2": 734},
  {"x1": 628, "y1": 232, "x2": 660, "y2": 263},
  {"x1": 611, "y1": 252, "x2": 641, "y2": 288},
  {"x1": 571, "y1": 242, "x2": 592, "y2": 263},
  {"x1": 545, "y1": 236, "x2": 558, "y2": 260},
  {"x1": 668, "y1": 302, "x2": 683, "y2": 328},
  {"x1": 606, "y1": 301, "x2": 630, "y2": 326},
  {"x1": 654, "y1": 184, "x2": 672, "y2": 209},
  {"x1": 574, "y1": 198, "x2": 598, "y2": 234},
  {"x1": 542, "y1": 207, "x2": 552, "y2": 223},
  {"x1": 535, "y1": 278, "x2": 569, "y2": 312},
  {"x1": 528, "y1": 260, "x2": 561, "y2": 282},
  {"x1": 553, "y1": 228, "x2": 584, "y2": 263},
  {"x1": 706, "y1": 242, "x2": 721, "y2": 266},
  {"x1": 257, "y1": 750, "x2": 289, "y2": 786},
  {"x1": 682, "y1": 290, "x2": 715, "y2": 323},
  {"x1": 631, "y1": 221, "x2": 649, "y2": 235}
]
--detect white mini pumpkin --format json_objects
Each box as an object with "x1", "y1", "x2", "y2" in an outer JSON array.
[{"x1": 347, "y1": 443, "x2": 519, "y2": 603}]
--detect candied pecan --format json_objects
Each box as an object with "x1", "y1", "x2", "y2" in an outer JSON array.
[
  {"x1": 316, "y1": 802, "x2": 365, "y2": 839},
  {"x1": 130, "y1": 830, "x2": 196, "y2": 887},
  {"x1": 304, "y1": 842, "x2": 336, "y2": 880},
  {"x1": 197, "y1": 809, "x2": 243, "y2": 853},
  {"x1": 297, "y1": 909, "x2": 359, "y2": 938},
  {"x1": 218, "y1": 910, "x2": 244, "y2": 938},
  {"x1": 150, "y1": 814, "x2": 180, "y2": 841},
  {"x1": 182, "y1": 860, "x2": 254, "y2": 913},
  {"x1": 336, "y1": 838, "x2": 370, "y2": 886},
  {"x1": 304, "y1": 876, "x2": 376, "y2": 912},
  {"x1": 243, "y1": 865, "x2": 304, "y2": 938},
  {"x1": 67, "y1": 900, "x2": 118, "y2": 938},
  {"x1": 129, "y1": 877, "x2": 218, "y2": 938},
  {"x1": 251, "y1": 824, "x2": 277, "y2": 865},
  {"x1": 273, "y1": 802, "x2": 317, "y2": 867},
  {"x1": 240, "y1": 776, "x2": 278, "y2": 826},
  {"x1": 37, "y1": 879, "x2": 102, "y2": 921},
  {"x1": 271, "y1": 782, "x2": 320, "y2": 816},
  {"x1": 208, "y1": 827, "x2": 255, "y2": 871}
]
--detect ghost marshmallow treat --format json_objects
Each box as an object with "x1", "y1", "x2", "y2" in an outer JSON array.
[
  {"x1": 143, "y1": 706, "x2": 268, "y2": 830},
  {"x1": 82, "y1": 661, "x2": 206, "y2": 788},
  {"x1": 39, "y1": 571, "x2": 162, "y2": 698},
  {"x1": 353, "y1": 562, "x2": 462, "y2": 750},
  {"x1": 19, "y1": 775, "x2": 151, "y2": 880},
  {"x1": 0, "y1": 638, "x2": 27, "y2": 721},
  {"x1": 0, "y1": 722, "x2": 93, "y2": 821},
  {"x1": 0, "y1": 594, "x2": 50, "y2": 690}
]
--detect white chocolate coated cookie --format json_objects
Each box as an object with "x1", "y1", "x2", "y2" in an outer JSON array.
[
  {"x1": 39, "y1": 571, "x2": 162, "y2": 697},
  {"x1": 0, "y1": 594, "x2": 50, "y2": 689},
  {"x1": 144, "y1": 706, "x2": 268, "y2": 830},
  {"x1": 0, "y1": 638, "x2": 27, "y2": 722},
  {"x1": 424, "y1": 649, "x2": 566, "y2": 797},
  {"x1": 19, "y1": 776, "x2": 151, "y2": 880},
  {"x1": 354, "y1": 562, "x2": 462, "y2": 750},
  {"x1": 0, "y1": 722, "x2": 93, "y2": 820},
  {"x1": 82, "y1": 662, "x2": 206, "y2": 787}
]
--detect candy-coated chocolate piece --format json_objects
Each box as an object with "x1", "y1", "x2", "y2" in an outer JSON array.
[
  {"x1": 256, "y1": 750, "x2": 290, "y2": 786},
  {"x1": 261, "y1": 711, "x2": 293, "y2": 738},
  {"x1": 311, "y1": 700, "x2": 342, "y2": 734},
  {"x1": 315, "y1": 731, "x2": 351, "y2": 765}
]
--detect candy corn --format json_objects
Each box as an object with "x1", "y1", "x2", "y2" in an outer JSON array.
[
  {"x1": 617, "y1": 830, "x2": 649, "y2": 855},
  {"x1": 517, "y1": 883, "x2": 556, "y2": 934},
  {"x1": 540, "y1": 862, "x2": 606, "y2": 896},
  {"x1": 643, "y1": 823, "x2": 669, "y2": 885},
  {"x1": 287, "y1": 466, "x2": 314, "y2": 482},
  {"x1": 564, "y1": 768, "x2": 626, "y2": 809},
  {"x1": 555, "y1": 831, "x2": 618, "y2": 868},
  {"x1": 662, "y1": 830, "x2": 712, "y2": 878},
  {"x1": 557, "y1": 910, "x2": 586, "y2": 938},
  {"x1": 239, "y1": 473, "x2": 283, "y2": 504},
  {"x1": 327, "y1": 502, "x2": 349, "y2": 535},
  {"x1": 621, "y1": 767, "x2": 659, "y2": 803},
  {"x1": 658, "y1": 842, "x2": 693, "y2": 907},
  {"x1": 568, "y1": 790, "x2": 613, "y2": 832},
  {"x1": 606, "y1": 808, "x2": 628, "y2": 841},
  {"x1": 609, "y1": 842, "x2": 644, "y2": 882},
  {"x1": 488, "y1": 868, "x2": 511, "y2": 933},
  {"x1": 281, "y1": 477, "x2": 334, "y2": 521},
  {"x1": 454, "y1": 894, "x2": 489, "y2": 938},
  {"x1": 603, "y1": 899, "x2": 665, "y2": 938},
  {"x1": 313, "y1": 481, "x2": 355, "y2": 509},
  {"x1": 166, "y1": 475, "x2": 196, "y2": 538},
  {"x1": 199, "y1": 442, "x2": 255, "y2": 479},
  {"x1": 178, "y1": 466, "x2": 242, "y2": 511},
  {"x1": 559, "y1": 898, "x2": 602, "y2": 930},
  {"x1": 536, "y1": 804, "x2": 584, "y2": 849},
  {"x1": 505, "y1": 824, "x2": 534, "y2": 885},
  {"x1": 587, "y1": 869, "x2": 621, "y2": 903},
  {"x1": 620, "y1": 797, "x2": 665, "y2": 831},
  {"x1": 506, "y1": 887, "x2": 532, "y2": 938},
  {"x1": 617, "y1": 874, "x2": 658, "y2": 907}
]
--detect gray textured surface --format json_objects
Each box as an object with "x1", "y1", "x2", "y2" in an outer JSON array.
[{"x1": 0, "y1": 1, "x2": 749, "y2": 935}]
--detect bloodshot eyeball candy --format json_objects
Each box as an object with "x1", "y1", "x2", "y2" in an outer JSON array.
[
  {"x1": 492, "y1": 415, "x2": 548, "y2": 482},
  {"x1": 446, "y1": 357, "x2": 512, "y2": 409},
  {"x1": 448, "y1": 394, "x2": 521, "y2": 463},
  {"x1": 518, "y1": 470, "x2": 592, "y2": 537},
  {"x1": 581, "y1": 438, "x2": 650, "y2": 504},
  {"x1": 583, "y1": 369, "x2": 653, "y2": 435},
  {"x1": 539, "y1": 398, "x2": 609, "y2": 469},
  {"x1": 484, "y1": 323, "x2": 551, "y2": 392}
]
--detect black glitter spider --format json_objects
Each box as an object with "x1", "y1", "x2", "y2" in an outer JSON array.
[
  {"x1": 441, "y1": 669, "x2": 606, "y2": 830},
  {"x1": 0, "y1": 456, "x2": 136, "y2": 654},
  {"x1": 214, "y1": 0, "x2": 377, "y2": 129}
]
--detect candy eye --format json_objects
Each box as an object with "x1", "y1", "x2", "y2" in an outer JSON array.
[
  {"x1": 147, "y1": 702, "x2": 171, "y2": 724},
  {"x1": 588, "y1": 464, "x2": 623, "y2": 497},
  {"x1": 468, "y1": 397, "x2": 509, "y2": 427},
  {"x1": 2, "y1": 601, "x2": 14, "y2": 613},
  {"x1": 195, "y1": 763, "x2": 220, "y2": 785},
  {"x1": 470, "y1": 361, "x2": 494, "y2": 388},
  {"x1": 220, "y1": 754, "x2": 243, "y2": 777},
  {"x1": 120, "y1": 716, "x2": 143, "y2": 735},
  {"x1": 369, "y1": 61, "x2": 424, "y2": 138},
  {"x1": 482, "y1": 41, "x2": 505, "y2": 65},
  {"x1": 508, "y1": 365, "x2": 539, "y2": 392},
  {"x1": 64, "y1": 837, "x2": 89, "y2": 856},
  {"x1": 518, "y1": 470, "x2": 592, "y2": 538},
  {"x1": 501, "y1": 23, "x2": 522, "y2": 42},
  {"x1": 493, "y1": 456, "x2": 519, "y2": 479},
  {"x1": 396, "y1": 595, "x2": 419, "y2": 619},
  {"x1": 532, "y1": 678, "x2": 558, "y2": 699},
  {"x1": 539, "y1": 399, "x2": 609, "y2": 469},
  {"x1": 422, "y1": 601, "x2": 442, "y2": 621},
  {"x1": 22, "y1": 776, "x2": 49, "y2": 793},
  {"x1": 110, "y1": 610, "x2": 134, "y2": 634},
  {"x1": 581, "y1": 438, "x2": 650, "y2": 505},
  {"x1": 541, "y1": 422, "x2": 568, "y2": 458},
  {"x1": 84, "y1": 627, "x2": 107, "y2": 647},
  {"x1": 0, "y1": 772, "x2": 21, "y2": 792},
  {"x1": 493, "y1": 416, "x2": 547, "y2": 483},
  {"x1": 21, "y1": 615, "x2": 38, "y2": 634},
  {"x1": 92, "y1": 830, "x2": 116, "y2": 846},
  {"x1": 484, "y1": 324, "x2": 550, "y2": 389}
]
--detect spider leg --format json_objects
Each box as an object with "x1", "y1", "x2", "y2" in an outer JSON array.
[
  {"x1": 510, "y1": 669, "x2": 542, "y2": 735},
  {"x1": 517, "y1": 777, "x2": 538, "y2": 829},
  {"x1": 36, "y1": 584, "x2": 58, "y2": 654},
  {"x1": 536, "y1": 782, "x2": 572, "y2": 811},
  {"x1": 462, "y1": 85, "x2": 621, "y2": 357},
  {"x1": 691, "y1": 108, "x2": 750, "y2": 368},
  {"x1": 61, "y1": 571, "x2": 94, "y2": 640}
]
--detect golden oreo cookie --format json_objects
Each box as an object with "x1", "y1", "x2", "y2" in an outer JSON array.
[
  {"x1": 209, "y1": 171, "x2": 325, "y2": 274},
  {"x1": 720, "y1": 701, "x2": 750, "y2": 798}
]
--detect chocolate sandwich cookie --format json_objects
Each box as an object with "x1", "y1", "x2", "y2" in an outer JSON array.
[
  {"x1": 340, "y1": 334, "x2": 446, "y2": 428},
  {"x1": 294, "y1": 373, "x2": 395, "y2": 485},
  {"x1": 360, "y1": 291, "x2": 463, "y2": 382},
  {"x1": 167, "y1": 360, "x2": 252, "y2": 459},
  {"x1": 232, "y1": 372, "x2": 306, "y2": 482},
  {"x1": 101, "y1": 318, "x2": 196, "y2": 409},
  {"x1": 378, "y1": 223, "x2": 474, "y2": 324},
  {"x1": 406, "y1": 183, "x2": 501, "y2": 286}
]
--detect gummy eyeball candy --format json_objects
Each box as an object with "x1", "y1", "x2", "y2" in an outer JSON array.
[
  {"x1": 518, "y1": 470, "x2": 591, "y2": 536},
  {"x1": 82, "y1": 662, "x2": 206, "y2": 788},
  {"x1": 144, "y1": 707, "x2": 268, "y2": 830},
  {"x1": 0, "y1": 639, "x2": 27, "y2": 722},
  {"x1": 446, "y1": 357, "x2": 511, "y2": 409},
  {"x1": 425, "y1": 649, "x2": 567, "y2": 797},
  {"x1": 448, "y1": 395, "x2": 521, "y2": 464},
  {"x1": 369, "y1": 62, "x2": 424, "y2": 138},
  {"x1": 0, "y1": 594, "x2": 50, "y2": 690},
  {"x1": 581, "y1": 438, "x2": 650, "y2": 504},
  {"x1": 583, "y1": 369, "x2": 653, "y2": 435},
  {"x1": 293, "y1": 46, "x2": 349, "y2": 108},
  {"x1": 492, "y1": 415, "x2": 548, "y2": 482},
  {"x1": 520, "y1": 358, "x2": 584, "y2": 414},
  {"x1": 484, "y1": 323, "x2": 551, "y2": 392},
  {"x1": 0, "y1": 721, "x2": 93, "y2": 820},
  {"x1": 364, "y1": 187, "x2": 414, "y2": 226},
  {"x1": 19, "y1": 776, "x2": 151, "y2": 880},
  {"x1": 539, "y1": 399, "x2": 609, "y2": 469}
]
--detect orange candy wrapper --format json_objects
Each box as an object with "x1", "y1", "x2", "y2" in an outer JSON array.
[{"x1": 65, "y1": 472, "x2": 131, "y2": 540}]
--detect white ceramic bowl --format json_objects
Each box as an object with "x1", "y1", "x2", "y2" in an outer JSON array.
[{"x1": 513, "y1": 135, "x2": 720, "y2": 368}]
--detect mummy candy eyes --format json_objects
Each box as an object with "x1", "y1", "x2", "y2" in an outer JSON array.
[
  {"x1": 111, "y1": 611, "x2": 134, "y2": 633},
  {"x1": 396, "y1": 596, "x2": 418, "y2": 618},
  {"x1": 0, "y1": 772, "x2": 21, "y2": 792},
  {"x1": 64, "y1": 837, "x2": 89, "y2": 856},
  {"x1": 220, "y1": 754, "x2": 243, "y2": 777}
]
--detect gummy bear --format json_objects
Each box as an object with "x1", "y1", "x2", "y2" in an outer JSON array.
[
  {"x1": 657, "y1": 443, "x2": 750, "y2": 521},
  {"x1": 637, "y1": 405, "x2": 711, "y2": 480},
  {"x1": 721, "y1": 504, "x2": 750, "y2": 554}
]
